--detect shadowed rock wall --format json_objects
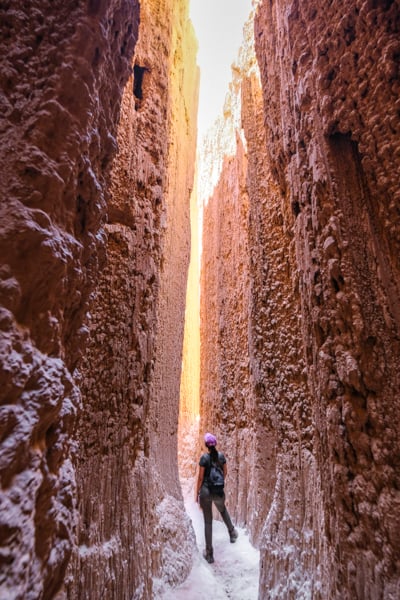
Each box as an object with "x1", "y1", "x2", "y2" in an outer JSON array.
[
  {"x1": 201, "y1": 1, "x2": 400, "y2": 598},
  {"x1": 254, "y1": 0, "x2": 400, "y2": 597},
  {"x1": 0, "y1": 1, "x2": 138, "y2": 598},
  {"x1": 67, "y1": 0, "x2": 198, "y2": 598},
  {"x1": 201, "y1": 136, "x2": 253, "y2": 527}
]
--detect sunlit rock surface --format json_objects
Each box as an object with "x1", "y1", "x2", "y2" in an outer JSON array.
[
  {"x1": 67, "y1": 0, "x2": 198, "y2": 598},
  {"x1": 178, "y1": 169, "x2": 201, "y2": 481},
  {"x1": 0, "y1": 1, "x2": 138, "y2": 598},
  {"x1": 200, "y1": 2, "x2": 400, "y2": 598}
]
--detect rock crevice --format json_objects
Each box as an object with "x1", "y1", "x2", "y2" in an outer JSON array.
[{"x1": 1, "y1": 0, "x2": 400, "y2": 598}]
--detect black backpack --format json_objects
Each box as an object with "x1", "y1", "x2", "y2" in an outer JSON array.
[{"x1": 206, "y1": 453, "x2": 225, "y2": 495}]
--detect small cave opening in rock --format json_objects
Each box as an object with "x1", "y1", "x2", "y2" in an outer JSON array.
[{"x1": 133, "y1": 63, "x2": 149, "y2": 109}]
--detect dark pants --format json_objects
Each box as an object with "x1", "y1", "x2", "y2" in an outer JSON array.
[{"x1": 199, "y1": 485, "x2": 234, "y2": 552}]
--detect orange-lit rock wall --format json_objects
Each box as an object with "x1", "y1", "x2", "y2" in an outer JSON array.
[
  {"x1": 0, "y1": 1, "x2": 138, "y2": 598},
  {"x1": 179, "y1": 171, "x2": 201, "y2": 480},
  {"x1": 150, "y1": 1, "x2": 199, "y2": 497},
  {"x1": 67, "y1": 0, "x2": 198, "y2": 597}
]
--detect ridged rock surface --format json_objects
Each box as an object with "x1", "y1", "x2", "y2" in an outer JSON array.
[
  {"x1": 67, "y1": 0, "x2": 199, "y2": 598},
  {"x1": 0, "y1": 1, "x2": 138, "y2": 598},
  {"x1": 200, "y1": 2, "x2": 400, "y2": 598}
]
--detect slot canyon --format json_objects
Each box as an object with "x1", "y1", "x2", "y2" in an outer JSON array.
[{"x1": 0, "y1": 0, "x2": 399, "y2": 598}]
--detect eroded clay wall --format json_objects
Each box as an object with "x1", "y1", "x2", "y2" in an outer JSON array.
[
  {"x1": 254, "y1": 0, "x2": 400, "y2": 597},
  {"x1": 199, "y1": 16, "x2": 283, "y2": 542},
  {"x1": 0, "y1": 2, "x2": 138, "y2": 598},
  {"x1": 149, "y1": 0, "x2": 199, "y2": 497},
  {"x1": 67, "y1": 1, "x2": 199, "y2": 598},
  {"x1": 201, "y1": 139, "x2": 256, "y2": 529}
]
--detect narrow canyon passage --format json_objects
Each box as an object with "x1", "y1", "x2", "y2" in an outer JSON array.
[
  {"x1": 176, "y1": 4, "x2": 262, "y2": 596},
  {"x1": 173, "y1": 1, "x2": 400, "y2": 597},
  {"x1": 1, "y1": 1, "x2": 400, "y2": 599}
]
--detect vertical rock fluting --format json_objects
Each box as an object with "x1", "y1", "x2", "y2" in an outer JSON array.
[
  {"x1": 201, "y1": 130, "x2": 252, "y2": 528},
  {"x1": 67, "y1": 0, "x2": 198, "y2": 597},
  {"x1": 241, "y1": 67, "x2": 316, "y2": 574},
  {"x1": 254, "y1": 0, "x2": 400, "y2": 597},
  {"x1": 150, "y1": 0, "x2": 199, "y2": 498},
  {"x1": 0, "y1": 2, "x2": 138, "y2": 598}
]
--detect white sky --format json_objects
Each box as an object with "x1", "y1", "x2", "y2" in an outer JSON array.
[{"x1": 189, "y1": 0, "x2": 253, "y2": 141}]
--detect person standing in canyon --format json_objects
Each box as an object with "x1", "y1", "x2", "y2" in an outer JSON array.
[{"x1": 195, "y1": 432, "x2": 238, "y2": 563}]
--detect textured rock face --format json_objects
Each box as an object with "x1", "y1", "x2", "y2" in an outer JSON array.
[
  {"x1": 3, "y1": 0, "x2": 398, "y2": 598},
  {"x1": 67, "y1": 0, "x2": 198, "y2": 598},
  {"x1": 254, "y1": 1, "x2": 400, "y2": 597},
  {"x1": 201, "y1": 2, "x2": 400, "y2": 598},
  {"x1": 0, "y1": 1, "x2": 138, "y2": 598}
]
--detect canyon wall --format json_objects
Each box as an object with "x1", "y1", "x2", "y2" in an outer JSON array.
[
  {"x1": 200, "y1": 8, "x2": 311, "y2": 562},
  {"x1": 255, "y1": 1, "x2": 400, "y2": 597},
  {"x1": 67, "y1": 0, "x2": 199, "y2": 598},
  {"x1": 0, "y1": 1, "x2": 139, "y2": 598},
  {"x1": 200, "y1": 1, "x2": 400, "y2": 598},
  {"x1": 0, "y1": 0, "x2": 198, "y2": 598}
]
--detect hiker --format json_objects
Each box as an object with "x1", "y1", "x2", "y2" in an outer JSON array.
[{"x1": 195, "y1": 432, "x2": 238, "y2": 563}]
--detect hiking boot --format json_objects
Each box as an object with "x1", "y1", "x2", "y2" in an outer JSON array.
[
  {"x1": 229, "y1": 527, "x2": 238, "y2": 543},
  {"x1": 203, "y1": 549, "x2": 214, "y2": 564}
]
